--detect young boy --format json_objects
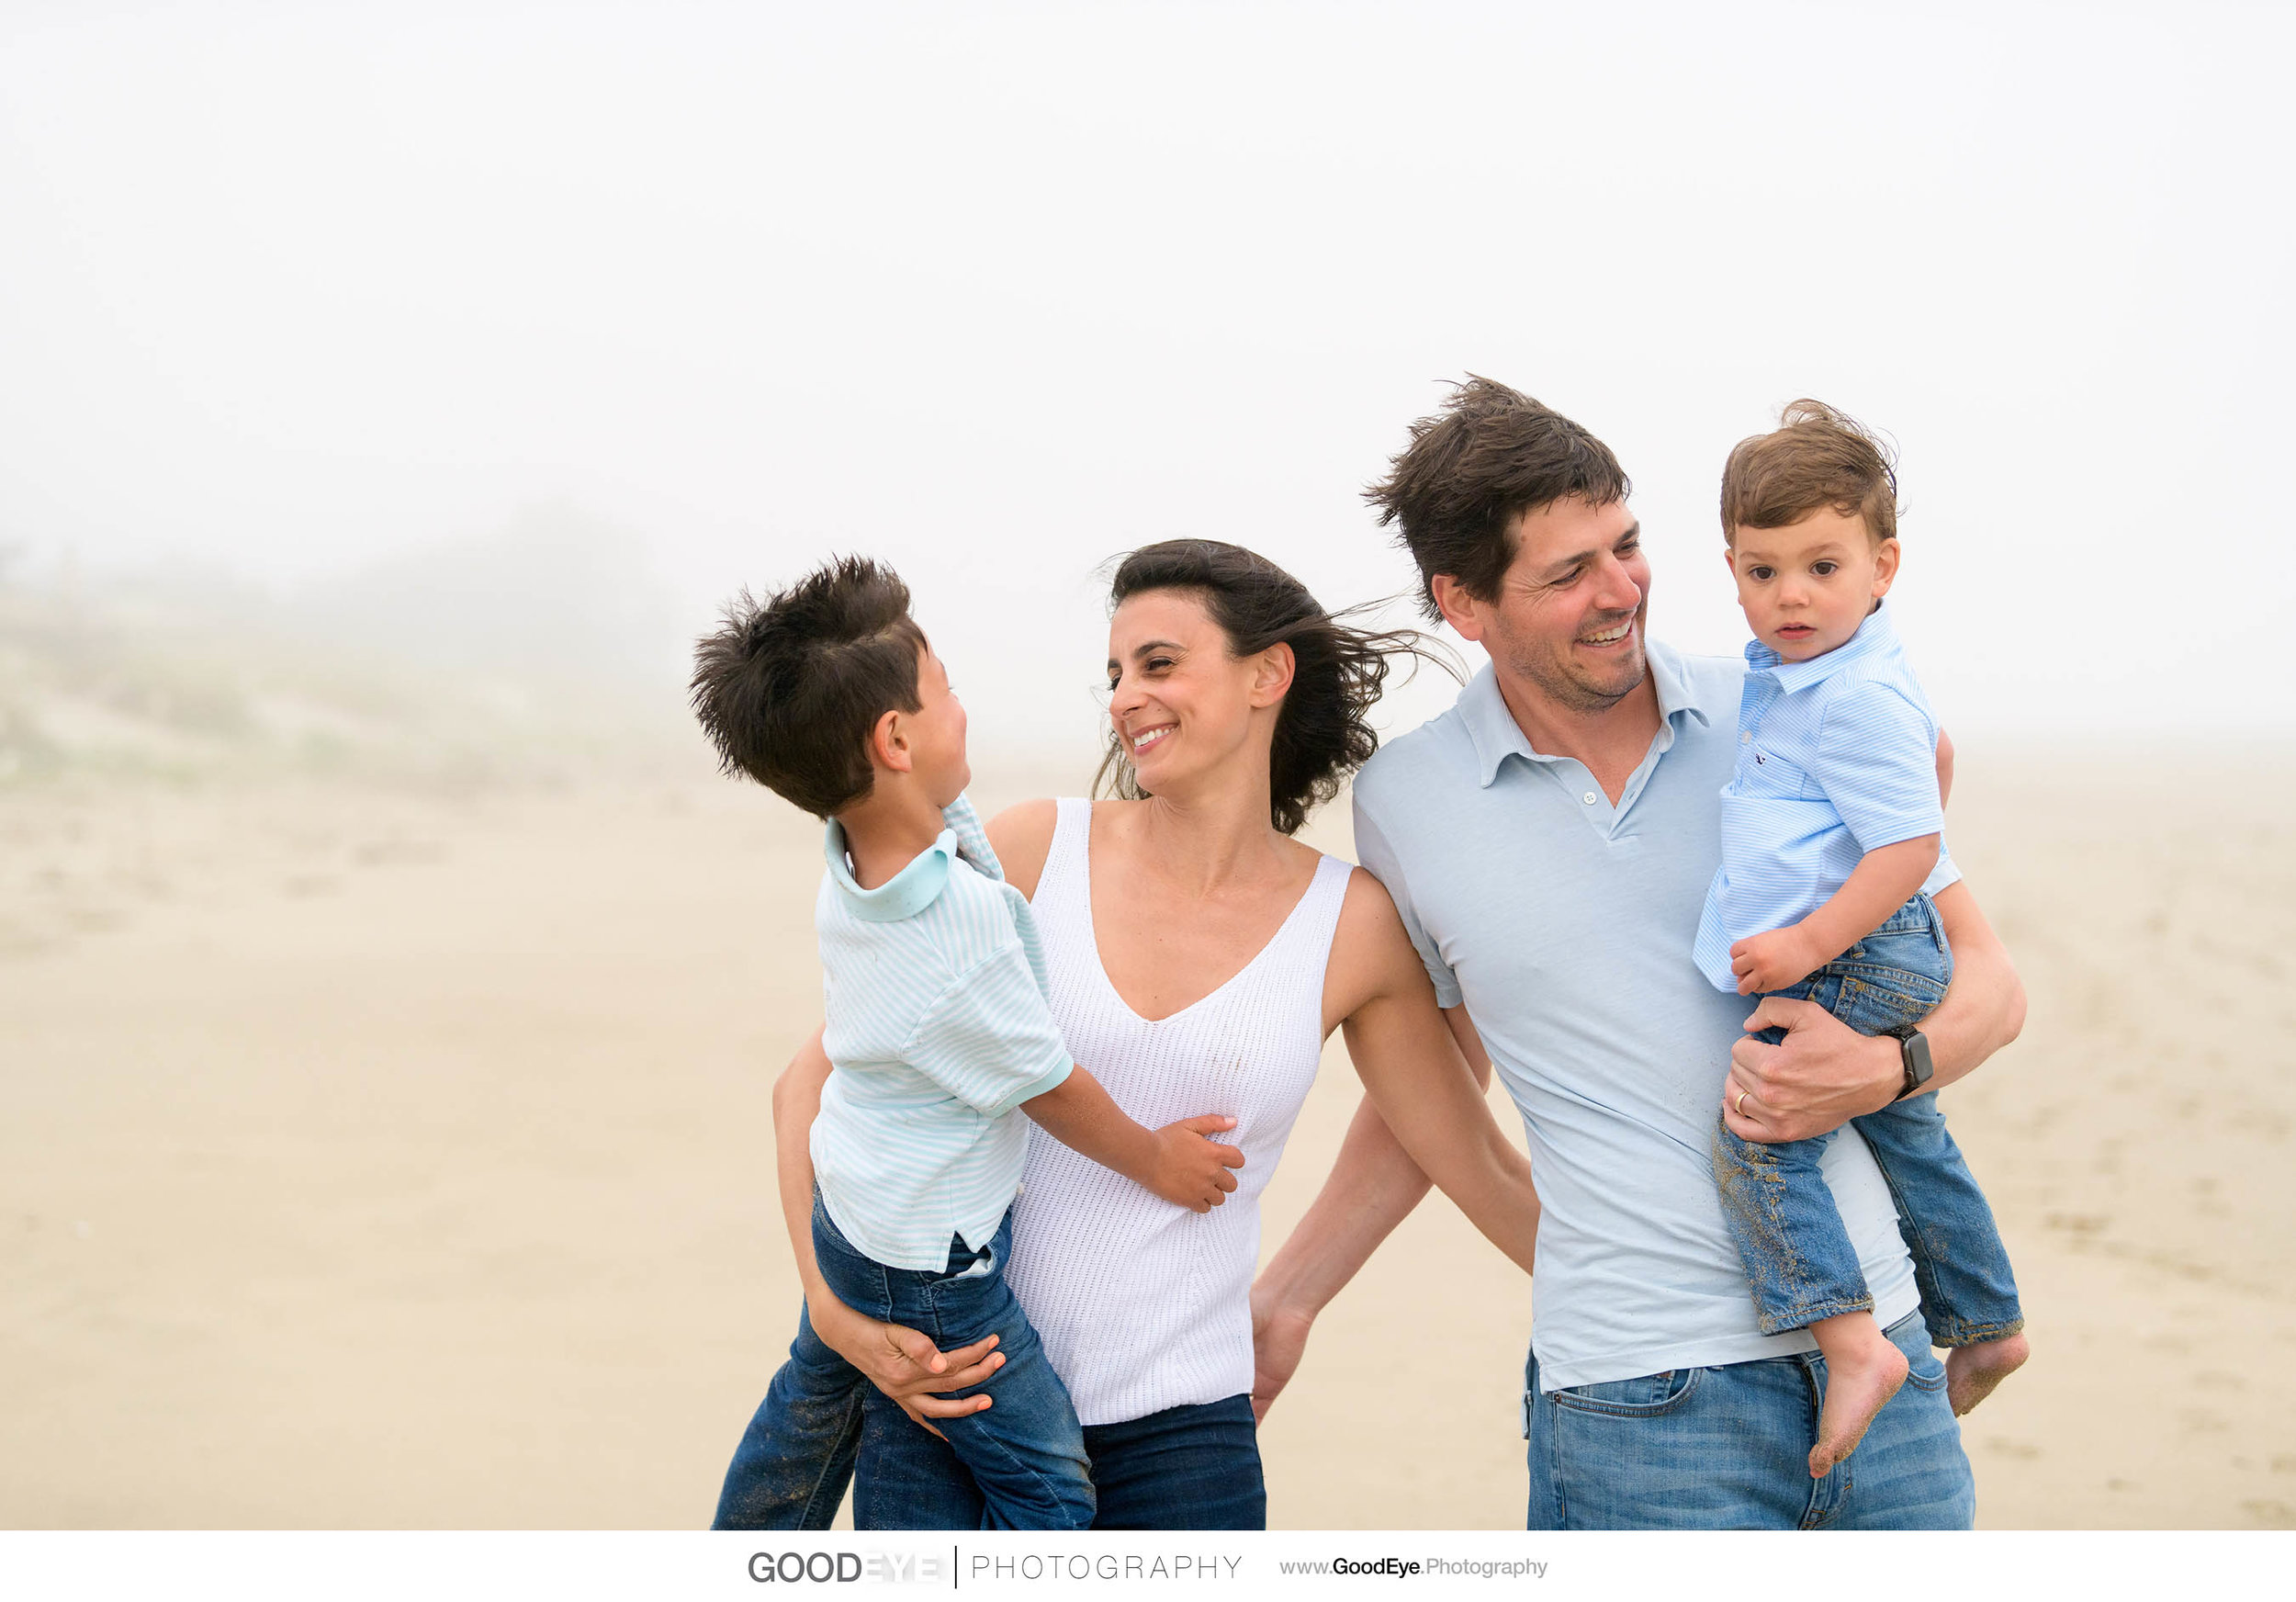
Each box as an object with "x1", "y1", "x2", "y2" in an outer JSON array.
[
  {"x1": 1693, "y1": 401, "x2": 2028, "y2": 1479},
  {"x1": 691, "y1": 557, "x2": 1244, "y2": 1530}
]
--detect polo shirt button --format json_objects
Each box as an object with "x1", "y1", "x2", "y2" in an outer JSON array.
[
  {"x1": 1741, "y1": 730, "x2": 1751, "y2": 743},
  {"x1": 1581, "y1": 791, "x2": 1597, "y2": 805}
]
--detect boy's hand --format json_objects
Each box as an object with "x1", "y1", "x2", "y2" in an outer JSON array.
[
  {"x1": 1729, "y1": 925, "x2": 1823, "y2": 996},
  {"x1": 1146, "y1": 1114, "x2": 1246, "y2": 1212}
]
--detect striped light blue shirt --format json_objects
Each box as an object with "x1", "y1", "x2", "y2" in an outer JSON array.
[
  {"x1": 1693, "y1": 604, "x2": 1953, "y2": 992},
  {"x1": 809, "y1": 794, "x2": 1075, "y2": 1270}
]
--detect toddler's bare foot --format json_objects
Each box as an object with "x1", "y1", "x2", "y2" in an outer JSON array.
[
  {"x1": 1808, "y1": 1314, "x2": 1908, "y2": 1478},
  {"x1": 1946, "y1": 1333, "x2": 2029, "y2": 1416}
]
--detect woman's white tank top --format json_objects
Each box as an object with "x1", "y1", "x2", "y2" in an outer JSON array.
[{"x1": 1007, "y1": 798, "x2": 1354, "y2": 1426}]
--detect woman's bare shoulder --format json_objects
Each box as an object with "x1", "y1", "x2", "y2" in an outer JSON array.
[
  {"x1": 1323, "y1": 865, "x2": 1428, "y2": 1017},
  {"x1": 985, "y1": 797, "x2": 1060, "y2": 899}
]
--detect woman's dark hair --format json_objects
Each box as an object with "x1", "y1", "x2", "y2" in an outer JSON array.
[{"x1": 1095, "y1": 539, "x2": 1451, "y2": 836}]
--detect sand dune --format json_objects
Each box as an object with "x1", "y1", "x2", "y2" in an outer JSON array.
[{"x1": 2, "y1": 746, "x2": 2290, "y2": 1528}]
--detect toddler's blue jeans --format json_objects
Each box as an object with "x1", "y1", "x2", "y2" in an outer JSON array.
[
  {"x1": 710, "y1": 1195, "x2": 1094, "y2": 1530},
  {"x1": 1711, "y1": 893, "x2": 2024, "y2": 1347}
]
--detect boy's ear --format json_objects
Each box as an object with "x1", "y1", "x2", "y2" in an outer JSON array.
[
  {"x1": 1870, "y1": 537, "x2": 1901, "y2": 596},
  {"x1": 1721, "y1": 545, "x2": 1738, "y2": 576},
  {"x1": 868, "y1": 707, "x2": 914, "y2": 774}
]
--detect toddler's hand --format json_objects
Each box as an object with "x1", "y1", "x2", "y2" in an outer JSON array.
[
  {"x1": 1146, "y1": 1114, "x2": 1245, "y2": 1212},
  {"x1": 1729, "y1": 926, "x2": 1823, "y2": 997}
]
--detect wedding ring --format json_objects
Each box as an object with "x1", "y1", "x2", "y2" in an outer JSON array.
[{"x1": 1735, "y1": 1089, "x2": 1750, "y2": 1115}]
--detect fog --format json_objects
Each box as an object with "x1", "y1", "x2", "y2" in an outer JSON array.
[{"x1": 3, "y1": 0, "x2": 2289, "y2": 758}]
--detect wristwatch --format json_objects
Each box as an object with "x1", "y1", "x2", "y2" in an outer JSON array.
[{"x1": 1881, "y1": 1024, "x2": 1933, "y2": 1100}]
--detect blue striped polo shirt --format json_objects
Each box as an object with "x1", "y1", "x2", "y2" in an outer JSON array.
[
  {"x1": 809, "y1": 794, "x2": 1075, "y2": 1270},
  {"x1": 1693, "y1": 604, "x2": 1952, "y2": 992}
]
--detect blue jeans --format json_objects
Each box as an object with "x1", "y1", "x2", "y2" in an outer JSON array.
[
  {"x1": 1711, "y1": 894, "x2": 2024, "y2": 1346},
  {"x1": 1525, "y1": 1310, "x2": 1975, "y2": 1529},
  {"x1": 855, "y1": 1393, "x2": 1266, "y2": 1530},
  {"x1": 710, "y1": 1196, "x2": 1094, "y2": 1531}
]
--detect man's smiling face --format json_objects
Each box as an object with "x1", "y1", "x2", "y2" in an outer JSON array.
[{"x1": 1437, "y1": 495, "x2": 1649, "y2": 716}]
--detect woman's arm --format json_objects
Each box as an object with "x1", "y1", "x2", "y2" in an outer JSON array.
[
  {"x1": 984, "y1": 798, "x2": 1059, "y2": 901},
  {"x1": 1250, "y1": 874, "x2": 1537, "y2": 1421},
  {"x1": 773, "y1": 1028, "x2": 1002, "y2": 1427}
]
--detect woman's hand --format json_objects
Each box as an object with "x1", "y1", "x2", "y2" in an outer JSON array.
[{"x1": 805, "y1": 1291, "x2": 1006, "y2": 1436}]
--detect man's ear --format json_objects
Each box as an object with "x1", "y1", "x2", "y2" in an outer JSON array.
[
  {"x1": 1248, "y1": 641, "x2": 1296, "y2": 708},
  {"x1": 868, "y1": 707, "x2": 914, "y2": 774},
  {"x1": 1870, "y1": 537, "x2": 1901, "y2": 597},
  {"x1": 1428, "y1": 575, "x2": 1486, "y2": 643}
]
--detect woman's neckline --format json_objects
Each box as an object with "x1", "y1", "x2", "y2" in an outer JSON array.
[{"x1": 1076, "y1": 799, "x2": 1328, "y2": 1026}]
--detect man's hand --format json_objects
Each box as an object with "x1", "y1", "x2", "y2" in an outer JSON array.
[
  {"x1": 1721, "y1": 995, "x2": 1900, "y2": 1144},
  {"x1": 1146, "y1": 1115, "x2": 1247, "y2": 1212},
  {"x1": 806, "y1": 1291, "x2": 1006, "y2": 1437},
  {"x1": 1248, "y1": 1282, "x2": 1315, "y2": 1424},
  {"x1": 1728, "y1": 924, "x2": 1824, "y2": 997}
]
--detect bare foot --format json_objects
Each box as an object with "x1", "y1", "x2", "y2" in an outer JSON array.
[
  {"x1": 1946, "y1": 1333, "x2": 2030, "y2": 1416},
  {"x1": 1808, "y1": 1314, "x2": 1908, "y2": 1478}
]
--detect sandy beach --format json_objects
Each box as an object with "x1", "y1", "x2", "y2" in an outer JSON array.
[{"x1": 3, "y1": 746, "x2": 2291, "y2": 1529}]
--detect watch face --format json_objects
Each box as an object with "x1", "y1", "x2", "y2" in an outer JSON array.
[{"x1": 1905, "y1": 1031, "x2": 1935, "y2": 1088}]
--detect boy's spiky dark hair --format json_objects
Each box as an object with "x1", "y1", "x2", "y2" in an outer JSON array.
[{"x1": 689, "y1": 556, "x2": 926, "y2": 818}]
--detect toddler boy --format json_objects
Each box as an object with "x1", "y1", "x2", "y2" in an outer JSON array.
[
  {"x1": 1693, "y1": 402, "x2": 2028, "y2": 1479},
  {"x1": 692, "y1": 557, "x2": 1244, "y2": 1529}
]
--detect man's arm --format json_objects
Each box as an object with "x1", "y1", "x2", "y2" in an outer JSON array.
[
  {"x1": 1721, "y1": 878, "x2": 2025, "y2": 1144},
  {"x1": 773, "y1": 1029, "x2": 1002, "y2": 1427},
  {"x1": 1248, "y1": 1007, "x2": 1502, "y2": 1422}
]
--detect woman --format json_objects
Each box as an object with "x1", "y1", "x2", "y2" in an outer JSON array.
[{"x1": 767, "y1": 539, "x2": 1540, "y2": 1529}]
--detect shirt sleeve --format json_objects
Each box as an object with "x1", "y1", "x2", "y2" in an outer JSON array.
[
  {"x1": 900, "y1": 945, "x2": 1075, "y2": 1118},
  {"x1": 1806, "y1": 681, "x2": 1947, "y2": 853},
  {"x1": 1353, "y1": 787, "x2": 1463, "y2": 1010}
]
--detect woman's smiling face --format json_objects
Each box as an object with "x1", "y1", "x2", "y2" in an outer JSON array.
[{"x1": 1106, "y1": 588, "x2": 1281, "y2": 794}]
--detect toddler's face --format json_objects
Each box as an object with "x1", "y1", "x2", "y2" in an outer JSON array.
[{"x1": 1724, "y1": 507, "x2": 1899, "y2": 661}]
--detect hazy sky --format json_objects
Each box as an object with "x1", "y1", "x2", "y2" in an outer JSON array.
[{"x1": 3, "y1": 1, "x2": 2288, "y2": 744}]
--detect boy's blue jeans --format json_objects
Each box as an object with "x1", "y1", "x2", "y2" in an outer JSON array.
[
  {"x1": 710, "y1": 1194, "x2": 1094, "y2": 1531},
  {"x1": 1711, "y1": 893, "x2": 2024, "y2": 1347}
]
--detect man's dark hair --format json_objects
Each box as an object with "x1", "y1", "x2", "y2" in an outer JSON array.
[
  {"x1": 1365, "y1": 376, "x2": 1632, "y2": 621},
  {"x1": 689, "y1": 556, "x2": 927, "y2": 818}
]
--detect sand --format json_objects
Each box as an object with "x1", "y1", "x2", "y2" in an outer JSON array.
[{"x1": 3, "y1": 745, "x2": 2290, "y2": 1529}]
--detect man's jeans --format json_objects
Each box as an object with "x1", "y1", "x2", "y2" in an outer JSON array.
[
  {"x1": 710, "y1": 1197, "x2": 1094, "y2": 1531},
  {"x1": 1525, "y1": 1310, "x2": 1975, "y2": 1529},
  {"x1": 855, "y1": 1393, "x2": 1266, "y2": 1530},
  {"x1": 1711, "y1": 893, "x2": 2024, "y2": 1346}
]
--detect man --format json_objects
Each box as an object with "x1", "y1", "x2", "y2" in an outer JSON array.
[{"x1": 1249, "y1": 378, "x2": 2025, "y2": 1529}]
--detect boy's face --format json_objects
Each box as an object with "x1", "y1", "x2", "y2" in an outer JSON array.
[
  {"x1": 1725, "y1": 506, "x2": 1900, "y2": 662},
  {"x1": 896, "y1": 643, "x2": 971, "y2": 807}
]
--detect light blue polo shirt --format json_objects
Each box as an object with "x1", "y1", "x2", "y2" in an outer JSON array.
[
  {"x1": 810, "y1": 795, "x2": 1075, "y2": 1270},
  {"x1": 1353, "y1": 642, "x2": 1955, "y2": 1392},
  {"x1": 1693, "y1": 604, "x2": 1950, "y2": 991}
]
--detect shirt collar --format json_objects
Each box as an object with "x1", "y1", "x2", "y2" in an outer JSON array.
[
  {"x1": 823, "y1": 818, "x2": 957, "y2": 921},
  {"x1": 1743, "y1": 601, "x2": 1896, "y2": 693},
  {"x1": 1459, "y1": 638, "x2": 1713, "y2": 789}
]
